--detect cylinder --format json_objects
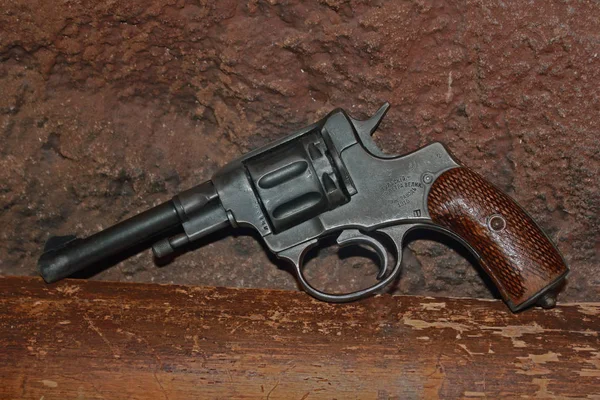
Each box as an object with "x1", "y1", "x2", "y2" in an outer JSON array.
[{"x1": 38, "y1": 201, "x2": 182, "y2": 283}]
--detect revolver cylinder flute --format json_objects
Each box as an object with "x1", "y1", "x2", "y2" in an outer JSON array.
[{"x1": 38, "y1": 103, "x2": 568, "y2": 312}]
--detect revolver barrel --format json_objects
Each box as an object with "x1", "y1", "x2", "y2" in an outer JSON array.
[{"x1": 38, "y1": 181, "x2": 229, "y2": 283}]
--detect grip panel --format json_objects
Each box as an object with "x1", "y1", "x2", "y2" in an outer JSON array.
[{"x1": 427, "y1": 167, "x2": 568, "y2": 311}]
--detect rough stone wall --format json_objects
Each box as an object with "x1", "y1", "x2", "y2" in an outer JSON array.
[{"x1": 0, "y1": 0, "x2": 598, "y2": 301}]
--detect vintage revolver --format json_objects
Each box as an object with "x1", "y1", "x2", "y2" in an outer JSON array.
[{"x1": 38, "y1": 103, "x2": 568, "y2": 312}]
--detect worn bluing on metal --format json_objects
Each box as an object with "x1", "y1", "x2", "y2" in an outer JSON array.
[{"x1": 38, "y1": 103, "x2": 462, "y2": 302}]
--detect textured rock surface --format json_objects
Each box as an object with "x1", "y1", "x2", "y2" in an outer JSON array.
[{"x1": 0, "y1": 0, "x2": 598, "y2": 301}]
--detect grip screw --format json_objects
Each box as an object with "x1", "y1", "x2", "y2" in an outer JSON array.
[
  {"x1": 422, "y1": 173, "x2": 434, "y2": 184},
  {"x1": 488, "y1": 214, "x2": 506, "y2": 231}
]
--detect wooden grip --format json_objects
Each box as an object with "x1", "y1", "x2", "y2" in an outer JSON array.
[{"x1": 427, "y1": 167, "x2": 568, "y2": 311}]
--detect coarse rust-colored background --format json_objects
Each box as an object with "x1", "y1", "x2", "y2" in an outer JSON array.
[{"x1": 0, "y1": 0, "x2": 598, "y2": 302}]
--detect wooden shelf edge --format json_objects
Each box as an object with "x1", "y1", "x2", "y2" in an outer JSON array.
[{"x1": 1, "y1": 276, "x2": 598, "y2": 399}]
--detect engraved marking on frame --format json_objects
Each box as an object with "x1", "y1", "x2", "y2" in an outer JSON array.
[{"x1": 382, "y1": 175, "x2": 425, "y2": 209}]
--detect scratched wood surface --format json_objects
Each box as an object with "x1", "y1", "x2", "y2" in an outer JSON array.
[{"x1": 0, "y1": 277, "x2": 598, "y2": 399}]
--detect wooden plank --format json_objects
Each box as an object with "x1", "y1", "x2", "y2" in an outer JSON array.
[{"x1": 0, "y1": 276, "x2": 598, "y2": 399}]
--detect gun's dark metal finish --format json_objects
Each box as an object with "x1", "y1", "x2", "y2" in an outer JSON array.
[{"x1": 38, "y1": 103, "x2": 569, "y2": 312}]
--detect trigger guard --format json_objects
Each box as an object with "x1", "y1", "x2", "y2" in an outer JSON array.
[
  {"x1": 278, "y1": 225, "x2": 416, "y2": 303},
  {"x1": 336, "y1": 229, "x2": 388, "y2": 279}
]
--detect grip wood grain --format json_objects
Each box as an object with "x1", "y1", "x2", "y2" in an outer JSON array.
[{"x1": 427, "y1": 167, "x2": 568, "y2": 311}]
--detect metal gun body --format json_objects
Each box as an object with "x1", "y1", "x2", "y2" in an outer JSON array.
[{"x1": 39, "y1": 103, "x2": 569, "y2": 312}]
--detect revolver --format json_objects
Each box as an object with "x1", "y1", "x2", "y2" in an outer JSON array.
[{"x1": 38, "y1": 103, "x2": 568, "y2": 312}]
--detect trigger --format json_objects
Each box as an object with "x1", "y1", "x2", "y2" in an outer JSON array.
[
  {"x1": 349, "y1": 102, "x2": 397, "y2": 159},
  {"x1": 336, "y1": 229, "x2": 388, "y2": 280}
]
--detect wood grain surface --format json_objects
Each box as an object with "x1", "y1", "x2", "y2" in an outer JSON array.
[
  {"x1": 428, "y1": 167, "x2": 568, "y2": 310},
  {"x1": 1, "y1": 277, "x2": 598, "y2": 399}
]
